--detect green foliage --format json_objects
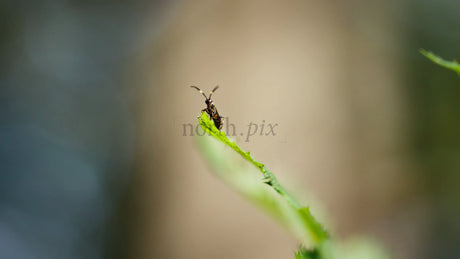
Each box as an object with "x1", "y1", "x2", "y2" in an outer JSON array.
[
  {"x1": 420, "y1": 49, "x2": 460, "y2": 76},
  {"x1": 196, "y1": 112, "x2": 328, "y2": 245},
  {"x1": 195, "y1": 112, "x2": 392, "y2": 259},
  {"x1": 295, "y1": 247, "x2": 320, "y2": 259}
]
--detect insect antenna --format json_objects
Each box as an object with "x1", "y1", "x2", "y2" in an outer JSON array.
[
  {"x1": 190, "y1": 85, "x2": 207, "y2": 99},
  {"x1": 208, "y1": 85, "x2": 219, "y2": 99}
]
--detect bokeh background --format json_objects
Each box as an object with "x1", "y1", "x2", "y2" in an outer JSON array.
[{"x1": 1, "y1": 0, "x2": 459, "y2": 258}]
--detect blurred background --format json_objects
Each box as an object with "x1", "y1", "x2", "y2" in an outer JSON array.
[{"x1": 0, "y1": 0, "x2": 459, "y2": 258}]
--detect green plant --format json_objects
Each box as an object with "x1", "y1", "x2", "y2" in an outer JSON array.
[
  {"x1": 420, "y1": 49, "x2": 460, "y2": 76},
  {"x1": 195, "y1": 112, "x2": 390, "y2": 258}
]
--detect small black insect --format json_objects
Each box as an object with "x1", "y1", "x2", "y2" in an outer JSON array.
[{"x1": 190, "y1": 85, "x2": 224, "y2": 130}]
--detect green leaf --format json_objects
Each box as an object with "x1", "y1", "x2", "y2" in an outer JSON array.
[
  {"x1": 195, "y1": 112, "x2": 329, "y2": 247},
  {"x1": 420, "y1": 49, "x2": 460, "y2": 76},
  {"x1": 195, "y1": 112, "x2": 393, "y2": 259}
]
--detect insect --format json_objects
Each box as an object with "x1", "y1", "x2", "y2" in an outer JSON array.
[{"x1": 190, "y1": 85, "x2": 224, "y2": 130}]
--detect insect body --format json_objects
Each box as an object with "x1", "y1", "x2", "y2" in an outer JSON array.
[{"x1": 190, "y1": 85, "x2": 224, "y2": 130}]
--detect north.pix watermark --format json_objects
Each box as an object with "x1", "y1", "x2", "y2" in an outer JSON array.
[{"x1": 182, "y1": 117, "x2": 279, "y2": 142}]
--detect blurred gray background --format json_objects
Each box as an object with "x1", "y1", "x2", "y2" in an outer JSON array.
[{"x1": 0, "y1": 0, "x2": 459, "y2": 258}]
